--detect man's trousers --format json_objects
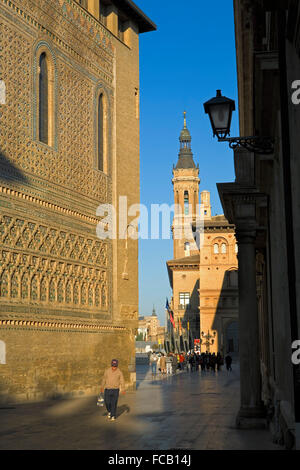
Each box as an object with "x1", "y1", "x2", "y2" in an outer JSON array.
[{"x1": 104, "y1": 388, "x2": 119, "y2": 418}]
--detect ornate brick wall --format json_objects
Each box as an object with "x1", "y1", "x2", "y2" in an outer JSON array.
[{"x1": 0, "y1": 0, "x2": 140, "y2": 402}]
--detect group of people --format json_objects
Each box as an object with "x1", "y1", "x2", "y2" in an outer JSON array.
[
  {"x1": 149, "y1": 351, "x2": 182, "y2": 375},
  {"x1": 149, "y1": 350, "x2": 233, "y2": 375},
  {"x1": 187, "y1": 351, "x2": 233, "y2": 372}
]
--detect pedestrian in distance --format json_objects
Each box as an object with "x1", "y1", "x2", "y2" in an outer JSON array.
[
  {"x1": 179, "y1": 353, "x2": 185, "y2": 370},
  {"x1": 189, "y1": 353, "x2": 196, "y2": 372},
  {"x1": 200, "y1": 353, "x2": 206, "y2": 372},
  {"x1": 196, "y1": 352, "x2": 201, "y2": 372},
  {"x1": 159, "y1": 353, "x2": 167, "y2": 374},
  {"x1": 225, "y1": 354, "x2": 233, "y2": 372},
  {"x1": 172, "y1": 353, "x2": 177, "y2": 374},
  {"x1": 149, "y1": 351, "x2": 158, "y2": 376},
  {"x1": 100, "y1": 359, "x2": 125, "y2": 421},
  {"x1": 210, "y1": 353, "x2": 217, "y2": 372},
  {"x1": 216, "y1": 352, "x2": 223, "y2": 371},
  {"x1": 166, "y1": 353, "x2": 173, "y2": 375},
  {"x1": 205, "y1": 352, "x2": 210, "y2": 371},
  {"x1": 176, "y1": 353, "x2": 180, "y2": 371},
  {"x1": 186, "y1": 352, "x2": 190, "y2": 372},
  {"x1": 182, "y1": 352, "x2": 187, "y2": 370}
]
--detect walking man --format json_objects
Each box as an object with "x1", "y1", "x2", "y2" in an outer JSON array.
[
  {"x1": 100, "y1": 359, "x2": 125, "y2": 421},
  {"x1": 150, "y1": 352, "x2": 158, "y2": 376}
]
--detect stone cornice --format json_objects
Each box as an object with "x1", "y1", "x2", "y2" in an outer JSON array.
[
  {"x1": 0, "y1": 185, "x2": 100, "y2": 225},
  {"x1": 168, "y1": 264, "x2": 199, "y2": 270},
  {"x1": 204, "y1": 226, "x2": 235, "y2": 232},
  {"x1": 217, "y1": 182, "x2": 267, "y2": 225}
]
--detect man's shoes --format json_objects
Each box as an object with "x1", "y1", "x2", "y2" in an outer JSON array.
[
  {"x1": 107, "y1": 412, "x2": 111, "y2": 419},
  {"x1": 110, "y1": 417, "x2": 116, "y2": 421}
]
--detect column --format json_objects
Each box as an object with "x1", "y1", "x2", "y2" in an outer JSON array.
[
  {"x1": 235, "y1": 220, "x2": 266, "y2": 428},
  {"x1": 106, "y1": 4, "x2": 118, "y2": 36}
]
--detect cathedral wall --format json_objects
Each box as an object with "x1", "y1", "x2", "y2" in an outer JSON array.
[
  {"x1": 0, "y1": 0, "x2": 140, "y2": 402},
  {"x1": 113, "y1": 19, "x2": 140, "y2": 327},
  {"x1": 0, "y1": 325, "x2": 135, "y2": 403}
]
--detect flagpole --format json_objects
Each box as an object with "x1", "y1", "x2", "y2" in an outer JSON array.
[{"x1": 165, "y1": 302, "x2": 168, "y2": 335}]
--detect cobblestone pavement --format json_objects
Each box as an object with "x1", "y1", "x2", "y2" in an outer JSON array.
[{"x1": 0, "y1": 362, "x2": 283, "y2": 450}]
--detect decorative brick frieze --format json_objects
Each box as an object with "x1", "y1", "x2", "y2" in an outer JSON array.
[{"x1": 0, "y1": 318, "x2": 128, "y2": 333}]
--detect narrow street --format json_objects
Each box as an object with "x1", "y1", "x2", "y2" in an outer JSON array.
[{"x1": 0, "y1": 362, "x2": 282, "y2": 450}]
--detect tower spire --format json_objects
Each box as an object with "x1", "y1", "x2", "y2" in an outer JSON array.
[{"x1": 183, "y1": 110, "x2": 187, "y2": 129}]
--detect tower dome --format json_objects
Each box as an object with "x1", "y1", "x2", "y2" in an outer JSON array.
[{"x1": 176, "y1": 111, "x2": 196, "y2": 169}]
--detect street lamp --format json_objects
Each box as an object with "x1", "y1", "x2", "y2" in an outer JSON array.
[
  {"x1": 201, "y1": 330, "x2": 216, "y2": 353},
  {"x1": 204, "y1": 90, "x2": 274, "y2": 154}
]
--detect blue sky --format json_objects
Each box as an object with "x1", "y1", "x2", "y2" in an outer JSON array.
[{"x1": 136, "y1": 0, "x2": 239, "y2": 326}]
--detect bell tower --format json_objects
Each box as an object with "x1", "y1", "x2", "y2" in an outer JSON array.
[
  {"x1": 200, "y1": 190, "x2": 212, "y2": 220},
  {"x1": 172, "y1": 112, "x2": 200, "y2": 259}
]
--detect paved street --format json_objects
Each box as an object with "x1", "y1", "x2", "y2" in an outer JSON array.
[{"x1": 0, "y1": 362, "x2": 282, "y2": 450}]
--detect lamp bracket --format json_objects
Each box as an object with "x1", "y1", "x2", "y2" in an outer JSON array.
[{"x1": 218, "y1": 136, "x2": 274, "y2": 155}]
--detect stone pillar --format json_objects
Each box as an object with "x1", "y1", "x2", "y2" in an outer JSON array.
[
  {"x1": 106, "y1": 4, "x2": 118, "y2": 36},
  {"x1": 235, "y1": 214, "x2": 266, "y2": 427}
]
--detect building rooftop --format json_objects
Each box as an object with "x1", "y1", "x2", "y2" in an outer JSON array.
[
  {"x1": 113, "y1": 0, "x2": 157, "y2": 33},
  {"x1": 204, "y1": 214, "x2": 235, "y2": 229},
  {"x1": 167, "y1": 254, "x2": 200, "y2": 267},
  {"x1": 166, "y1": 254, "x2": 200, "y2": 287}
]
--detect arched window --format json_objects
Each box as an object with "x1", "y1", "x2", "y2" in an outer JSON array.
[
  {"x1": 21, "y1": 273, "x2": 29, "y2": 300},
  {"x1": 214, "y1": 243, "x2": 219, "y2": 254},
  {"x1": 40, "y1": 277, "x2": 47, "y2": 301},
  {"x1": 39, "y1": 52, "x2": 48, "y2": 144},
  {"x1": 228, "y1": 270, "x2": 238, "y2": 287},
  {"x1": 0, "y1": 340, "x2": 6, "y2": 365},
  {"x1": 96, "y1": 91, "x2": 109, "y2": 173},
  {"x1": 184, "y1": 191, "x2": 189, "y2": 215},
  {"x1": 36, "y1": 47, "x2": 55, "y2": 147},
  {"x1": 221, "y1": 243, "x2": 227, "y2": 254},
  {"x1": 57, "y1": 279, "x2": 64, "y2": 303},
  {"x1": 0, "y1": 270, "x2": 9, "y2": 297},
  {"x1": 98, "y1": 93, "x2": 104, "y2": 171}
]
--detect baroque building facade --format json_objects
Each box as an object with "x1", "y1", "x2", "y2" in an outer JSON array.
[
  {"x1": 199, "y1": 194, "x2": 239, "y2": 357},
  {"x1": 217, "y1": 0, "x2": 300, "y2": 449},
  {"x1": 0, "y1": 0, "x2": 155, "y2": 402},
  {"x1": 166, "y1": 115, "x2": 239, "y2": 355}
]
